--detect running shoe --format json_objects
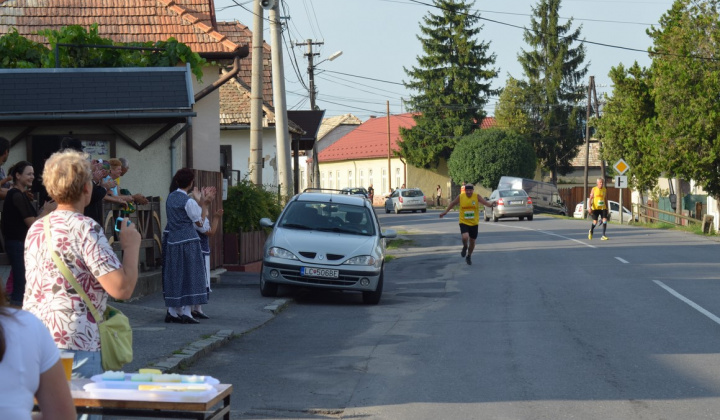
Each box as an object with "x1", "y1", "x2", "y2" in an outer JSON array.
[
  {"x1": 465, "y1": 255, "x2": 472, "y2": 265},
  {"x1": 461, "y1": 245, "x2": 467, "y2": 257},
  {"x1": 601, "y1": 236, "x2": 609, "y2": 241},
  {"x1": 588, "y1": 230, "x2": 593, "y2": 240}
]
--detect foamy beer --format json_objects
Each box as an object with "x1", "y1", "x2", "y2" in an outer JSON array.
[{"x1": 60, "y1": 352, "x2": 74, "y2": 380}]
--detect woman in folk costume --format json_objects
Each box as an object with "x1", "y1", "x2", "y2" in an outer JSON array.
[{"x1": 162, "y1": 168, "x2": 207, "y2": 324}]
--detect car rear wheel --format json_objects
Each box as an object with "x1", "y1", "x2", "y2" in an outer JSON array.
[
  {"x1": 363, "y1": 270, "x2": 383, "y2": 305},
  {"x1": 528, "y1": 215, "x2": 533, "y2": 221},
  {"x1": 421, "y1": 209, "x2": 426, "y2": 213},
  {"x1": 259, "y1": 264, "x2": 278, "y2": 297},
  {"x1": 493, "y1": 212, "x2": 499, "y2": 222},
  {"x1": 484, "y1": 211, "x2": 490, "y2": 222}
]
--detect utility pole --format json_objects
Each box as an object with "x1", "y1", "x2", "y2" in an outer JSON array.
[
  {"x1": 296, "y1": 39, "x2": 323, "y2": 188},
  {"x1": 269, "y1": 3, "x2": 292, "y2": 197},
  {"x1": 249, "y1": 0, "x2": 264, "y2": 186},
  {"x1": 583, "y1": 76, "x2": 593, "y2": 218},
  {"x1": 387, "y1": 101, "x2": 391, "y2": 193}
]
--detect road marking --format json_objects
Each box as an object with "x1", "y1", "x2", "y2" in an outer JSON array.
[
  {"x1": 654, "y1": 280, "x2": 720, "y2": 326},
  {"x1": 484, "y1": 223, "x2": 597, "y2": 248},
  {"x1": 615, "y1": 257, "x2": 629, "y2": 264}
]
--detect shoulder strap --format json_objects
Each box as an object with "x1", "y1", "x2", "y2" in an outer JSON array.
[{"x1": 43, "y1": 217, "x2": 103, "y2": 322}]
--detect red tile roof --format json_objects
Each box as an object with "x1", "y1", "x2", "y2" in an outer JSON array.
[
  {"x1": 0, "y1": 0, "x2": 242, "y2": 56},
  {"x1": 318, "y1": 113, "x2": 416, "y2": 162},
  {"x1": 216, "y1": 20, "x2": 272, "y2": 101},
  {"x1": 318, "y1": 115, "x2": 497, "y2": 162}
]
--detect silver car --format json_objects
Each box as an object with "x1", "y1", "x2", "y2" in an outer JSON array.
[
  {"x1": 484, "y1": 189, "x2": 534, "y2": 221},
  {"x1": 259, "y1": 191, "x2": 396, "y2": 304},
  {"x1": 384, "y1": 188, "x2": 428, "y2": 214}
]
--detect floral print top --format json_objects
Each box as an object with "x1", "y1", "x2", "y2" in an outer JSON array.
[{"x1": 23, "y1": 210, "x2": 122, "y2": 351}]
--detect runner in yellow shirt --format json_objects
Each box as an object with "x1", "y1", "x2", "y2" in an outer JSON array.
[
  {"x1": 439, "y1": 183, "x2": 496, "y2": 265},
  {"x1": 588, "y1": 178, "x2": 609, "y2": 240}
]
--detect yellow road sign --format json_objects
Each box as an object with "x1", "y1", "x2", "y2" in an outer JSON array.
[{"x1": 613, "y1": 159, "x2": 629, "y2": 175}]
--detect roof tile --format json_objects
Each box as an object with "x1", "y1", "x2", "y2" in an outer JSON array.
[{"x1": 0, "y1": 0, "x2": 242, "y2": 55}]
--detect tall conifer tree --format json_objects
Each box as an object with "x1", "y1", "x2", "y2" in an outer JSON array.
[
  {"x1": 517, "y1": 0, "x2": 588, "y2": 183},
  {"x1": 399, "y1": 0, "x2": 498, "y2": 168}
]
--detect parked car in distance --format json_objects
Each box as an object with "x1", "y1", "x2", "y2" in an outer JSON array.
[
  {"x1": 259, "y1": 191, "x2": 396, "y2": 304},
  {"x1": 497, "y1": 176, "x2": 567, "y2": 216},
  {"x1": 574, "y1": 200, "x2": 637, "y2": 222},
  {"x1": 340, "y1": 187, "x2": 370, "y2": 202},
  {"x1": 384, "y1": 188, "x2": 427, "y2": 214},
  {"x1": 484, "y1": 189, "x2": 534, "y2": 221}
]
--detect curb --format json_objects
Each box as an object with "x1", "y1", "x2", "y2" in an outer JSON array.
[{"x1": 148, "y1": 298, "x2": 291, "y2": 373}]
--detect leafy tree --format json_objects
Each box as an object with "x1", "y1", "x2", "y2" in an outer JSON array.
[
  {"x1": 448, "y1": 128, "x2": 536, "y2": 189},
  {"x1": 647, "y1": 0, "x2": 720, "y2": 201},
  {"x1": 494, "y1": 76, "x2": 533, "y2": 135},
  {"x1": 593, "y1": 63, "x2": 660, "y2": 195},
  {"x1": 0, "y1": 24, "x2": 206, "y2": 80},
  {"x1": 399, "y1": 0, "x2": 498, "y2": 168},
  {"x1": 517, "y1": 0, "x2": 588, "y2": 183}
]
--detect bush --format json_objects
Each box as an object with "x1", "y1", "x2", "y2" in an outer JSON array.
[{"x1": 223, "y1": 180, "x2": 283, "y2": 232}]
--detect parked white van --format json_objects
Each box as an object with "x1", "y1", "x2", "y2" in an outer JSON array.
[{"x1": 497, "y1": 176, "x2": 568, "y2": 216}]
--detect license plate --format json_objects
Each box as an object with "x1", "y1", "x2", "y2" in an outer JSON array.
[
  {"x1": 301, "y1": 267, "x2": 339, "y2": 278},
  {"x1": 510, "y1": 200, "x2": 524, "y2": 205}
]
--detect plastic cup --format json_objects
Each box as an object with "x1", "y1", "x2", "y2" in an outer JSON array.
[{"x1": 60, "y1": 352, "x2": 74, "y2": 380}]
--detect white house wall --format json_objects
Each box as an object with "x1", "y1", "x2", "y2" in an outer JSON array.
[
  {"x1": 320, "y1": 157, "x2": 405, "y2": 200},
  {"x1": 190, "y1": 65, "x2": 222, "y2": 172},
  {"x1": 220, "y1": 126, "x2": 279, "y2": 188}
]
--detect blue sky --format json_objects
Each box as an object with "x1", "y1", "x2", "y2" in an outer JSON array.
[{"x1": 214, "y1": 0, "x2": 674, "y2": 121}]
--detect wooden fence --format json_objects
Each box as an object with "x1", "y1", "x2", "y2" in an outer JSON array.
[{"x1": 558, "y1": 186, "x2": 631, "y2": 210}]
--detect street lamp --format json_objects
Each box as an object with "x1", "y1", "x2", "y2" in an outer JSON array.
[{"x1": 308, "y1": 50, "x2": 342, "y2": 110}]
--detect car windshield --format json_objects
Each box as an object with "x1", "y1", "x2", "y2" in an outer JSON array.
[
  {"x1": 499, "y1": 189, "x2": 527, "y2": 198},
  {"x1": 401, "y1": 189, "x2": 423, "y2": 197},
  {"x1": 278, "y1": 202, "x2": 375, "y2": 236}
]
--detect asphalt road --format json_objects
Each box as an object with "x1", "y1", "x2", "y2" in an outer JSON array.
[{"x1": 191, "y1": 211, "x2": 720, "y2": 419}]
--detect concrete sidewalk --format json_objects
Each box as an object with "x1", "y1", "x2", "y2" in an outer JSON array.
[{"x1": 112, "y1": 270, "x2": 289, "y2": 373}]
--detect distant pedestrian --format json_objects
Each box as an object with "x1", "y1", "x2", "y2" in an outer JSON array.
[
  {"x1": 436, "y1": 185, "x2": 442, "y2": 206},
  {"x1": 439, "y1": 184, "x2": 495, "y2": 265},
  {"x1": 367, "y1": 184, "x2": 374, "y2": 205},
  {"x1": 588, "y1": 178, "x2": 609, "y2": 240}
]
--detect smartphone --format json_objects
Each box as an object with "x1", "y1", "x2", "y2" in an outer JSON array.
[{"x1": 114, "y1": 217, "x2": 131, "y2": 232}]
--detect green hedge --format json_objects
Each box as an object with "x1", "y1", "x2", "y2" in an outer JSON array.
[{"x1": 223, "y1": 180, "x2": 283, "y2": 232}]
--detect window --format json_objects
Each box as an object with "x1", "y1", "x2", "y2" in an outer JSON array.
[
  {"x1": 368, "y1": 170, "x2": 373, "y2": 188},
  {"x1": 336, "y1": 170, "x2": 340, "y2": 189},
  {"x1": 395, "y1": 168, "x2": 401, "y2": 189},
  {"x1": 359, "y1": 170, "x2": 364, "y2": 188},
  {"x1": 348, "y1": 171, "x2": 353, "y2": 188},
  {"x1": 320, "y1": 172, "x2": 325, "y2": 189},
  {"x1": 382, "y1": 169, "x2": 387, "y2": 194},
  {"x1": 328, "y1": 171, "x2": 333, "y2": 188},
  {"x1": 300, "y1": 170, "x2": 305, "y2": 190}
]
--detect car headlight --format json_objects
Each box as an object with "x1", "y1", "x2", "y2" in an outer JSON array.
[
  {"x1": 343, "y1": 255, "x2": 377, "y2": 266},
  {"x1": 267, "y1": 247, "x2": 299, "y2": 260}
]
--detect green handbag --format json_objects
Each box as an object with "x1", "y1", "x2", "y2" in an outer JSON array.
[{"x1": 44, "y1": 218, "x2": 133, "y2": 371}]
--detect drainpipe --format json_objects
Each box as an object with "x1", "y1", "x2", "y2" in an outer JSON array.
[
  {"x1": 185, "y1": 55, "x2": 243, "y2": 169},
  {"x1": 194, "y1": 55, "x2": 241, "y2": 102}
]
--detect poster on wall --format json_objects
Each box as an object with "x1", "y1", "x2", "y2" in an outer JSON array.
[{"x1": 82, "y1": 140, "x2": 111, "y2": 159}]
